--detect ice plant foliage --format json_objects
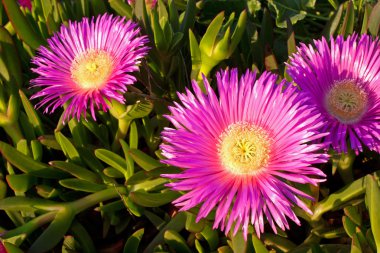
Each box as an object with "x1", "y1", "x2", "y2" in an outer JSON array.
[
  {"x1": 31, "y1": 14, "x2": 149, "y2": 121},
  {"x1": 287, "y1": 34, "x2": 380, "y2": 153},
  {"x1": 127, "y1": 0, "x2": 157, "y2": 8},
  {"x1": 160, "y1": 69, "x2": 329, "y2": 239}
]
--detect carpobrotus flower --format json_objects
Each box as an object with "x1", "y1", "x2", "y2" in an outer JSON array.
[
  {"x1": 160, "y1": 69, "x2": 328, "y2": 239},
  {"x1": 287, "y1": 34, "x2": 380, "y2": 153},
  {"x1": 18, "y1": 0, "x2": 31, "y2": 10},
  {"x1": 31, "y1": 14, "x2": 149, "y2": 121}
]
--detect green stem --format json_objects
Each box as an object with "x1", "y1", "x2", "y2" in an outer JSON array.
[
  {"x1": 70, "y1": 186, "x2": 126, "y2": 213},
  {"x1": 2, "y1": 212, "x2": 56, "y2": 240},
  {"x1": 311, "y1": 172, "x2": 380, "y2": 221},
  {"x1": 112, "y1": 118, "x2": 131, "y2": 151}
]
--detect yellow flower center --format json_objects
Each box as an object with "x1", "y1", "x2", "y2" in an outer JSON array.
[
  {"x1": 325, "y1": 80, "x2": 368, "y2": 124},
  {"x1": 218, "y1": 122, "x2": 271, "y2": 175},
  {"x1": 71, "y1": 50, "x2": 114, "y2": 89}
]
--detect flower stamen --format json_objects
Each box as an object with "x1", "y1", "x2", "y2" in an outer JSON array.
[
  {"x1": 71, "y1": 50, "x2": 114, "y2": 89},
  {"x1": 325, "y1": 80, "x2": 368, "y2": 124},
  {"x1": 218, "y1": 122, "x2": 271, "y2": 175}
]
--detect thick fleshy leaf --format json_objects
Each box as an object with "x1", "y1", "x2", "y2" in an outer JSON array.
[
  {"x1": 49, "y1": 161, "x2": 101, "y2": 183},
  {"x1": 144, "y1": 212, "x2": 187, "y2": 253},
  {"x1": 179, "y1": 0, "x2": 196, "y2": 33},
  {"x1": 3, "y1": 242, "x2": 24, "y2": 253},
  {"x1": 339, "y1": 0, "x2": 354, "y2": 36},
  {"x1": 108, "y1": 0, "x2": 132, "y2": 18},
  {"x1": 123, "y1": 228, "x2": 144, "y2": 253},
  {"x1": 121, "y1": 99, "x2": 154, "y2": 121},
  {"x1": 129, "y1": 148, "x2": 164, "y2": 171},
  {"x1": 129, "y1": 190, "x2": 180, "y2": 207},
  {"x1": 55, "y1": 132, "x2": 80, "y2": 163},
  {"x1": 164, "y1": 230, "x2": 192, "y2": 253},
  {"x1": 70, "y1": 221, "x2": 97, "y2": 253},
  {"x1": 368, "y1": 1, "x2": 380, "y2": 36},
  {"x1": 2, "y1": 0, "x2": 45, "y2": 49},
  {"x1": 268, "y1": 0, "x2": 316, "y2": 28},
  {"x1": 312, "y1": 175, "x2": 368, "y2": 221},
  {"x1": 342, "y1": 216, "x2": 356, "y2": 238},
  {"x1": 95, "y1": 149, "x2": 130, "y2": 178},
  {"x1": 344, "y1": 206, "x2": 362, "y2": 226},
  {"x1": 200, "y1": 225, "x2": 219, "y2": 251},
  {"x1": 261, "y1": 234, "x2": 296, "y2": 252},
  {"x1": 322, "y1": 4, "x2": 344, "y2": 36},
  {"x1": 29, "y1": 208, "x2": 74, "y2": 253},
  {"x1": 231, "y1": 231, "x2": 247, "y2": 253},
  {"x1": 0, "y1": 27, "x2": 22, "y2": 87},
  {"x1": 59, "y1": 179, "x2": 107, "y2": 192},
  {"x1": 365, "y1": 175, "x2": 380, "y2": 252},
  {"x1": 6, "y1": 174, "x2": 36, "y2": 193},
  {"x1": 38, "y1": 135, "x2": 61, "y2": 150},
  {"x1": 35, "y1": 185, "x2": 60, "y2": 199},
  {"x1": 252, "y1": 235, "x2": 269, "y2": 253},
  {"x1": 185, "y1": 212, "x2": 205, "y2": 233},
  {"x1": 0, "y1": 141, "x2": 48, "y2": 173}
]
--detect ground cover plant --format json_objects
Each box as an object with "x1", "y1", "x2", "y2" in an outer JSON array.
[{"x1": 1, "y1": 0, "x2": 380, "y2": 252}]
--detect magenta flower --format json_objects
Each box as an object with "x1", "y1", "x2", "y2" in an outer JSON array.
[
  {"x1": 18, "y1": 0, "x2": 32, "y2": 10},
  {"x1": 31, "y1": 14, "x2": 149, "y2": 121},
  {"x1": 0, "y1": 241, "x2": 5, "y2": 253},
  {"x1": 160, "y1": 69, "x2": 329, "y2": 239},
  {"x1": 287, "y1": 34, "x2": 380, "y2": 153}
]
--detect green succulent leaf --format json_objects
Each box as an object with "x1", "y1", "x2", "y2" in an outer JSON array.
[
  {"x1": 164, "y1": 230, "x2": 192, "y2": 253},
  {"x1": 365, "y1": 175, "x2": 380, "y2": 252},
  {"x1": 124, "y1": 228, "x2": 145, "y2": 253},
  {"x1": 268, "y1": 0, "x2": 316, "y2": 28},
  {"x1": 231, "y1": 231, "x2": 247, "y2": 253},
  {"x1": 55, "y1": 132, "x2": 81, "y2": 163},
  {"x1": 252, "y1": 234, "x2": 269, "y2": 253},
  {"x1": 59, "y1": 179, "x2": 107, "y2": 192},
  {"x1": 0, "y1": 27, "x2": 22, "y2": 87},
  {"x1": 2, "y1": 0, "x2": 45, "y2": 49},
  {"x1": 50, "y1": 161, "x2": 101, "y2": 183},
  {"x1": 199, "y1": 12, "x2": 225, "y2": 56},
  {"x1": 129, "y1": 190, "x2": 180, "y2": 207},
  {"x1": 129, "y1": 148, "x2": 164, "y2": 171},
  {"x1": 6, "y1": 174, "x2": 36, "y2": 193},
  {"x1": 144, "y1": 212, "x2": 186, "y2": 253},
  {"x1": 29, "y1": 208, "x2": 75, "y2": 253},
  {"x1": 185, "y1": 212, "x2": 205, "y2": 233},
  {"x1": 340, "y1": 1, "x2": 354, "y2": 36},
  {"x1": 368, "y1": 1, "x2": 380, "y2": 36},
  {"x1": 342, "y1": 216, "x2": 356, "y2": 238},
  {"x1": 95, "y1": 149, "x2": 130, "y2": 178},
  {"x1": 0, "y1": 141, "x2": 48, "y2": 173},
  {"x1": 200, "y1": 225, "x2": 219, "y2": 251}
]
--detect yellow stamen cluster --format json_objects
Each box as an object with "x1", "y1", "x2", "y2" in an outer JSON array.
[
  {"x1": 71, "y1": 50, "x2": 114, "y2": 89},
  {"x1": 218, "y1": 122, "x2": 271, "y2": 175},
  {"x1": 325, "y1": 80, "x2": 368, "y2": 124}
]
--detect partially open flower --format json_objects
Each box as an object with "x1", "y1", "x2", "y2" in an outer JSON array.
[
  {"x1": 18, "y1": 0, "x2": 31, "y2": 10},
  {"x1": 31, "y1": 14, "x2": 149, "y2": 121},
  {"x1": 287, "y1": 34, "x2": 380, "y2": 153},
  {"x1": 160, "y1": 69, "x2": 329, "y2": 239}
]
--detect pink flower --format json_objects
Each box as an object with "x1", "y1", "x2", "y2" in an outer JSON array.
[
  {"x1": 160, "y1": 69, "x2": 329, "y2": 239},
  {"x1": 18, "y1": 0, "x2": 31, "y2": 10},
  {"x1": 31, "y1": 14, "x2": 149, "y2": 121},
  {"x1": 288, "y1": 34, "x2": 380, "y2": 153}
]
